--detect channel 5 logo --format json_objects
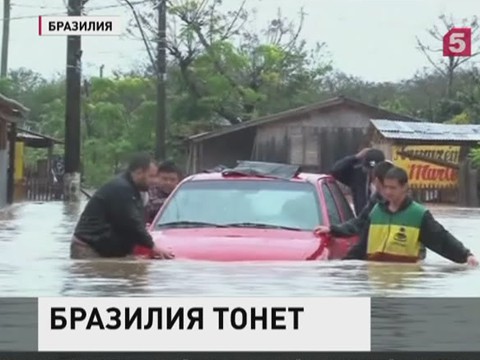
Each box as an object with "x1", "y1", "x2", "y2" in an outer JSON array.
[{"x1": 443, "y1": 27, "x2": 472, "y2": 57}]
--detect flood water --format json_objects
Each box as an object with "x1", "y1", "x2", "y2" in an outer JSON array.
[{"x1": 0, "y1": 200, "x2": 479, "y2": 297}]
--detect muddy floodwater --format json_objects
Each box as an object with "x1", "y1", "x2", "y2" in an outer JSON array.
[{"x1": 0, "y1": 200, "x2": 479, "y2": 297}]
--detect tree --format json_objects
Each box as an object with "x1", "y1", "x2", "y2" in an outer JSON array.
[
  {"x1": 471, "y1": 147, "x2": 480, "y2": 168},
  {"x1": 416, "y1": 14, "x2": 480, "y2": 98},
  {"x1": 124, "y1": 0, "x2": 331, "y2": 125}
]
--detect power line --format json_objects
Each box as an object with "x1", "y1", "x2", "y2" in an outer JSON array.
[
  {"x1": 1, "y1": 12, "x2": 67, "y2": 21},
  {"x1": 0, "y1": 0, "x2": 152, "y2": 22},
  {"x1": 11, "y1": 4, "x2": 67, "y2": 10}
]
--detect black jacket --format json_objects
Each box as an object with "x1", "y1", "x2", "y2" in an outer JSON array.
[
  {"x1": 74, "y1": 172, "x2": 154, "y2": 257},
  {"x1": 330, "y1": 192, "x2": 384, "y2": 237},
  {"x1": 344, "y1": 197, "x2": 473, "y2": 263},
  {"x1": 330, "y1": 155, "x2": 371, "y2": 215}
]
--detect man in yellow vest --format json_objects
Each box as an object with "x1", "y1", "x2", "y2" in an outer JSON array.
[{"x1": 344, "y1": 166, "x2": 478, "y2": 266}]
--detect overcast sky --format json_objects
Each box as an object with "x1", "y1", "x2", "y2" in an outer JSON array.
[{"x1": 2, "y1": 0, "x2": 480, "y2": 83}]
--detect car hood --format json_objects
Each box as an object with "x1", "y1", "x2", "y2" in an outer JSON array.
[{"x1": 150, "y1": 227, "x2": 327, "y2": 261}]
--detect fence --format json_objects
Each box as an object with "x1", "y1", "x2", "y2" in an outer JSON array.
[
  {"x1": 24, "y1": 176, "x2": 63, "y2": 201},
  {"x1": 410, "y1": 186, "x2": 459, "y2": 204},
  {"x1": 19, "y1": 159, "x2": 63, "y2": 201}
]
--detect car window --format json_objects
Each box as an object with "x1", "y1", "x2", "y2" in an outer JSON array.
[
  {"x1": 155, "y1": 179, "x2": 324, "y2": 230},
  {"x1": 327, "y1": 181, "x2": 355, "y2": 221},
  {"x1": 322, "y1": 182, "x2": 342, "y2": 225}
]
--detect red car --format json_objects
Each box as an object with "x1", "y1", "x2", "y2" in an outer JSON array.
[{"x1": 133, "y1": 162, "x2": 359, "y2": 261}]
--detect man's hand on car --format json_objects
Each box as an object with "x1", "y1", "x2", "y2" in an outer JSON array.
[{"x1": 314, "y1": 226, "x2": 330, "y2": 236}]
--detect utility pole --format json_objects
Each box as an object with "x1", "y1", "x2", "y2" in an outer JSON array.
[
  {"x1": 64, "y1": 0, "x2": 83, "y2": 201},
  {"x1": 1, "y1": 0, "x2": 10, "y2": 77},
  {"x1": 155, "y1": 0, "x2": 167, "y2": 160}
]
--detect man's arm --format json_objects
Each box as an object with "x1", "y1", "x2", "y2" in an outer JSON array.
[
  {"x1": 330, "y1": 212, "x2": 367, "y2": 237},
  {"x1": 342, "y1": 220, "x2": 370, "y2": 260},
  {"x1": 330, "y1": 196, "x2": 376, "y2": 237},
  {"x1": 419, "y1": 211, "x2": 472, "y2": 263},
  {"x1": 330, "y1": 155, "x2": 359, "y2": 187},
  {"x1": 109, "y1": 188, "x2": 155, "y2": 249},
  {"x1": 330, "y1": 219, "x2": 360, "y2": 237}
]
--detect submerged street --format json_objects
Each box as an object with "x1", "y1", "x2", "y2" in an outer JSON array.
[{"x1": 0, "y1": 199, "x2": 478, "y2": 297}]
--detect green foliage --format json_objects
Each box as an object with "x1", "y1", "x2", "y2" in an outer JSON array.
[
  {"x1": 471, "y1": 147, "x2": 480, "y2": 168},
  {"x1": 446, "y1": 112, "x2": 472, "y2": 124}
]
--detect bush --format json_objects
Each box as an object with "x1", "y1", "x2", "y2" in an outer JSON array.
[{"x1": 471, "y1": 146, "x2": 480, "y2": 168}]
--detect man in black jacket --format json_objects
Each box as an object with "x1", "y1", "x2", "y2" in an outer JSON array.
[
  {"x1": 343, "y1": 166, "x2": 478, "y2": 266},
  {"x1": 330, "y1": 147, "x2": 385, "y2": 215},
  {"x1": 70, "y1": 152, "x2": 174, "y2": 259}
]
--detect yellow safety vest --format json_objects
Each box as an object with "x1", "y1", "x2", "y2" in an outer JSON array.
[{"x1": 366, "y1": 201, "x2": 427, "y2": 263}]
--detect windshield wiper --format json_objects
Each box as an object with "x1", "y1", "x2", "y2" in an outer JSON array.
[
  {"x1": 156, "y1": 221, "x2": 226, "y2": 228},
  {"x1": 224, "y1": 222, "x2": 302, "y2": 231}
]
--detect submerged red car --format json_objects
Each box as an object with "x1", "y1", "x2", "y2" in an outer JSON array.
[{"x1": 133, "y1": 161, "x2": 359, "y2": 261}]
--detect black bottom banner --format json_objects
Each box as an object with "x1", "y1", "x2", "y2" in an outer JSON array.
[{"x1": 0, "y1": 353, "x2": 479, "y2": 360}]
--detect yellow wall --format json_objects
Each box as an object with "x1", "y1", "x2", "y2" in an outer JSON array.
[
  {"x1": 392, "y1": 144, "x2": 460, "y2": 188},
  {"x1": 14, "y1": 141, "x2": 24, "y2": 181}
]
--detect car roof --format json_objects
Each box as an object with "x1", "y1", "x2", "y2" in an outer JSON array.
[{"x1": 184, "y1": 171, "x2": 331, "y2": 185}]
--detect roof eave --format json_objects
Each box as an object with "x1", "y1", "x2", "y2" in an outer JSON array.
[
  {"x1": 17, "y1": 127, "x2": 63, "y2": 144},
  {"x1": 377, "y1": 134, "x2": 480, "y2": 142},
  {"x1": 0, "y1": 93, "x2": 30, "y2": 115},
  {"x1": 188, "y1": 96, "x2": 421, "y2": 143},
  {"x1": 0, "y1": 110, "x2": 26, "y2": 123}
]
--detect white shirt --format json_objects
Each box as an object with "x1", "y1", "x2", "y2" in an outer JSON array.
[{"x1": 140, "y1": 191, "x2": 149, "y2": 207}]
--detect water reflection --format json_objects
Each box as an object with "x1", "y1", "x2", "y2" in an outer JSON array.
[
  {"x1": 61, "y1": 260, "x2": 153, "y2": 296},
  {"x1": 371, "y1": 298, "x2": 480, "y2": 351},
  {"x1": 366, "y1": 263, "x2": 424, "y2": 293},
  {"x1": 0, "y1": 201, "x2": 479, "y2": 297},
  {"x1": 62, "y1": 200, "x2": 82, "y2": 218}
]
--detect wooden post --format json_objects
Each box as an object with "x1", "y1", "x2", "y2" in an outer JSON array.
[
  {"x1": 0, "y1": 119, "x2": 6, "y2": 150},
  {"x1": 0, "y1": 119, "x2": 7, "y2": 208},
  {"x1": 199, "y1": 142, "x2": 204, "y2": 171},
  {"x1": 6, "y1": 121, "x2": 16, "y2": 204},
  {"x1": 64, "y1": 0, "x2": 82, "y2": 201},
  {"x1": 467, "y1": 159, "x2": 479, "y2": 207},
  {"x1": 457, "y1": 160, "x2": 467, "y2": 207},
  {"x1": 47, "y1": 143, "x2": 53, "y2": 175},
  {"x1": 47, "y1": 143, "x2": 53, "y2": 200}
]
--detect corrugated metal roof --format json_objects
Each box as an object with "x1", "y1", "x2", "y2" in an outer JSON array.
[
  {"x1": 371, "y1": 119, "x2": 480, "y2": 142},
  {"x1": 18, "y1": 132, "x2": 43, "y2": 140},
  {"x1": 16, "y1": 128, "x2": 63, "y2": 144}
]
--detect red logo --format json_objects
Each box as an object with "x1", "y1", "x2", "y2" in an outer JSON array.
[{"x1": 443, "y1": 28, "x2": 472, "y2": 57}]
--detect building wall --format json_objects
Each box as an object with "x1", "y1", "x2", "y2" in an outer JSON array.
[
  {"x1": 187, "y1": 103, "x2": 417, "y2": 174},
  {"x1": 253, "y1": 106, "x2": 381, "y2": 172},
  {"x1": 188, "y1": 128, "x2": 256, "y2": 173},
  {"x1": 0, "y1": 149, "x2": 7, "y2": 208},
  {"x1": 369, "y1": 129, "x2": 393, "y2": 159}
]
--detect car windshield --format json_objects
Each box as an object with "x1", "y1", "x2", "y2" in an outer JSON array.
[{"x1": 154, "y1": 179, "x2": 323, "y2": 231}]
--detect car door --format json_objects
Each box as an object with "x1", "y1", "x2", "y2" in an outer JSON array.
[
  {"x1": 326, "y1": 179, "x2": 355, "y2": 222},
  {"x1": 320, "y1": 179, "x2": 358, "y2": 259}
]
